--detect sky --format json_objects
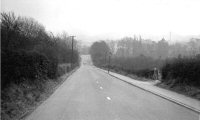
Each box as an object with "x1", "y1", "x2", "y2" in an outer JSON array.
[{"x1": 1, "y1": 0, "x2": 200, "y2": 42}]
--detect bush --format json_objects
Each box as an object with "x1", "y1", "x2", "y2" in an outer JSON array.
[
  {"x1": 95, "y1": 55, "x2": 163, "y2": 80},
  {"x1": 1, "y1": 12, "x2": 80, "y2": 88},
  {"x1": 1, "y1": 50, "x2": 50, "y2": 87},
  {"x1": 1, "y1": 11, "x2": 80, "y2": 120},
  {"x1": 162, "y1": 56, "x2": 200, "y2": 86},
  {"x1": 106, "y1": 55, "x2": 164, "y2": 78}
]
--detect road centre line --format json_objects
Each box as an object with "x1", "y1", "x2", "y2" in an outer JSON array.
[{"x1": 106, "y1": 97, "x2": 111, "y2": 100}]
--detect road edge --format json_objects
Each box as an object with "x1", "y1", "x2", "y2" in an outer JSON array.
[
  {"x1": 19, "y1": 67, "x2": 80, "y2": 120},
  {"x1": 96, "y1": 67, "x2": 200, "y2": 114}
]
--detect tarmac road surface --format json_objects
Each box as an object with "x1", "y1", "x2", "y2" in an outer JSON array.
[{"x1": 26, "y1": 55, "x2": 199, "y2": 120}]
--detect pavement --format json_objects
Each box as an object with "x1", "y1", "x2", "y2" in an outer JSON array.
[
  {"x1": 98, "y1": 68, "x2": 200, "y2": 113},
  {"x1": 25, "y1": 56, "x2": 200, "y2": 120}
]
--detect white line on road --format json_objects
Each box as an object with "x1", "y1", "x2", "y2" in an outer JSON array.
[
  {"x1": 106, "y1": 97, "x2": 111, "y2": 100},
  {"x1": 100, "y1": 86, "x2": 103, "y2": 90}
]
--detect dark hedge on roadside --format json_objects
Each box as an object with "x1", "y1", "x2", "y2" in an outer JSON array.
[
  {"x1": 1, "y1": 12, "x2": 80, "y2": 89},
  {"x1": 161, "y1": 55, "x2": 200, "y2": 86}
]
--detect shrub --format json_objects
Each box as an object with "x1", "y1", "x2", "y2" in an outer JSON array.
[
  {"x1": 1, "y1": 50, "x2": 50, "y2": 87},
  {"x1": 1, "y1": 12, "x2": 80, "y2": 88},
  {"x1": 161, "y1": 55, "x2": 200, "y2": 86}
]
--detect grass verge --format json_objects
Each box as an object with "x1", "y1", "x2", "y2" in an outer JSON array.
[
  {"x1": 157, "y1": 82, "x2": 200, "y2": 101},
  {"x1": 1, "y1": 66, "x2": 79, "y2": 120},
  {"x1": 101, "y1": 67, "x2": 200, "y2": 100},
  {"x1": 102, "y1": 67, "x2": 152, "y2": 81}
]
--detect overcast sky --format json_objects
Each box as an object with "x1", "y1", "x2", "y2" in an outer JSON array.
[{"x1": 2, "y1": 0, "x2": 200, "y2": 42}]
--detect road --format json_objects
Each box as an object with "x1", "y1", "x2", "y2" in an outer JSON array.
[{"x1": 26, "y1": 56, "x2": 199, "y2": 120}]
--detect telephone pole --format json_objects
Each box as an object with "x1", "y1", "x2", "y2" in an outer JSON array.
[
  {"x1": 105, "y1": 51, "x2": 107, "y2": 65},
  {"x1": 108, "y1": 51, "x2": 112, "y2": 74},
  {"x1": 70, "y1": 36, "x2": 75, "y2": 69}
]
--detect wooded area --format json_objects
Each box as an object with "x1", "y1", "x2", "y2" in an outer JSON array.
[{"x1": 90, "y1": 37, "x2": 200, "y2": 97}]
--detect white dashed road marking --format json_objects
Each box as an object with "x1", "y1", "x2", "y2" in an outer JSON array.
[
  {"x1": 106, "y1": 97, "x2": 111, "y2": 100},
  {"x1": 100, "y1": 86, "x2": 103, "y2": 90}
]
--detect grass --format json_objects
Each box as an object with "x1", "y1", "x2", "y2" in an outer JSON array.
[
  {"x1": 157, "y1": 82, "x2": 200, "y2": 100},
  {"x1": 1, "y1": 66, "x2": 79, "y2": 120},
  {"x1": 103, "y1": 67, "x2": 152, "y2": 81},
  {"x1": 101, "y1": 66, "x2": 200, "y2": 100}
]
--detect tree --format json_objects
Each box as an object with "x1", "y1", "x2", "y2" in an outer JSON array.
[
  {"x1": 156, "y1": 38, "x2": 169, "y2": 59},
  {"x1": 1, "y1": 12, "x2": 80, "y2": 86},
  {"x1": 106, "y1": 40, "x2": 116, "y2": 55},
  {"x1": 90, "y1": 41, "x2": 110, "y2": 66}
]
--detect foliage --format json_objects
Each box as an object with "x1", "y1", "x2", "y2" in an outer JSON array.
[
  {"x1": 90, "y1": 41, "x2": 110, "y2": 66},
  {"x1": 106, "y1": 36, "x2": 200, "y2": 59},
  {"x1": 108, "y1": 55, "x2": 164, "y2": 79},
  {"x1": 162, "y1": 55, "x2": 200, "y2": 86},
  {"x1": 91, "y1": 38, "x2": 200, "y2": 85},
  {"x1": 90, "y1": 40, "x2": 165, "y2": 79},
  {"x1": 1, "y1": 12, "x2": 80, "y2": 88}
]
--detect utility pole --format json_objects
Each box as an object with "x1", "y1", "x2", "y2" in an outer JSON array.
[
  {"x1": 70, "y1": 36, "x2": 75, "y2": 69},
  {"x1": 105, "y1": 51, "x2": 107, "y2": 65},
  {"x1": 108, "y1": 51, "x2": 112, "y2": 74}
]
